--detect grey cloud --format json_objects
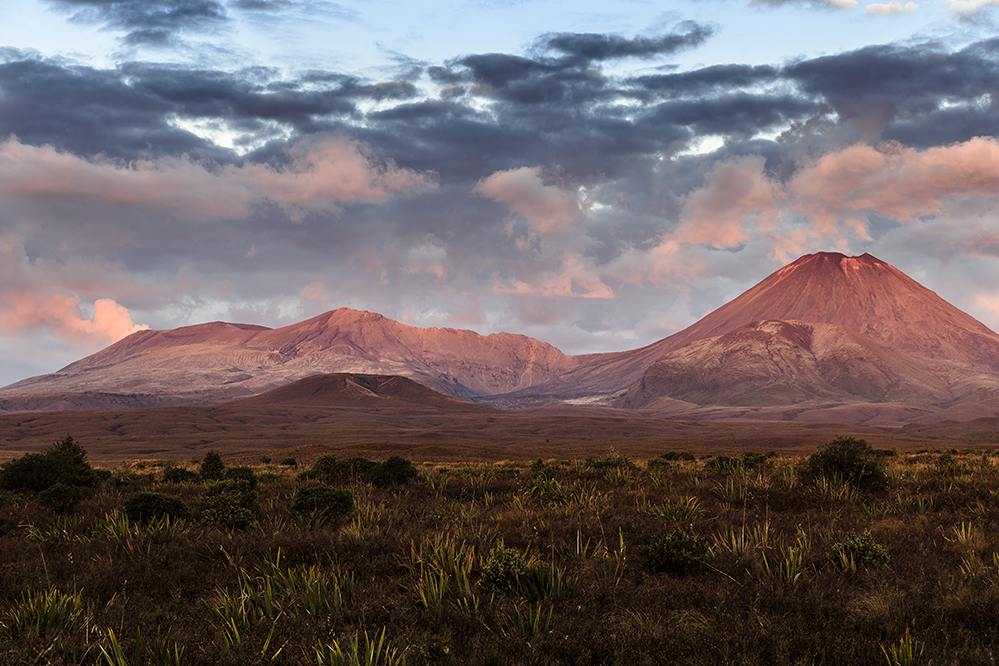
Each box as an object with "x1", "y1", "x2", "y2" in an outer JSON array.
[
  {"x1": 749, "y1": 0, "x2": 854, "y2": 8},
  {"x1": 629, "y1": 64, "x2": 780, "y2": 99},
  {"x1": 538, "y1": 21, "x2": 716, "y2": 62},
  {"x1": 785, "y1": 41, "x2": 999, "y2": 140},
  {"x1": 45, "y1": 0, "x2": 229, "y2": 45}
]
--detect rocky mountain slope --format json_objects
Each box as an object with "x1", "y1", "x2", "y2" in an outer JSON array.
[
  {"x1": 5, "y1": 252, "x2": 999, "y2": 422},
  {"x1": 0, "y1": 308, "x2": 576, "y2": 410},
  {"x1": 619, "y1": 320, "x2": 999, "y2": 409}
]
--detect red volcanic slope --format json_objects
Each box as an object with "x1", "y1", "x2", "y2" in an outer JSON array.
[
  {"x1": 493, "y1": 252, "x2": 999, "y2": 401},
  {"x1": 0, "y1": 308, "x2": 576, "y2": 409},
  {"x1": 620, "y1": 319, "x2": 999, "y2": 409}
]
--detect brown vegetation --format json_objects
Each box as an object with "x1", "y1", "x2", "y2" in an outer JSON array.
[{"x1": 3, "y1": 441, "x2": 999, "y2": 664}]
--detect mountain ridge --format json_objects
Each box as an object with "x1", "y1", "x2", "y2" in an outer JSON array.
[{"x1": 5, "y1": 252, "x2": 999, "y2": 422}]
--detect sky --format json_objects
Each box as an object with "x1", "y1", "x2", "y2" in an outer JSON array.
[{"x1": 3, "y1": 0, "x2": 999, "y2": 387}]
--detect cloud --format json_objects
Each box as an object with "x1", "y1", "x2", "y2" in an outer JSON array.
[
  {"x1": 749, "y1": 0, "x2": 858, "y2": 8},
  {"x1": 538, "y1": 22, "x2": 716, "y2": 62},
  {"x1": 674, "y1": 156, "x2": 781, "y2": 248},
  {"x1": 0, "y1": 292, "x2": 148, "y2": 344},
  {"x1": 44, "y1": 0, "x2": 229, "y2": 45},
  {"x1": 0, "y1": 135, "x2": 435, "y2": 218},
  {"x1": 949, "y1": 0, "x2": 999, "y2": 13},
  {"x1": 0, "y1": 236, "x2": 152, "y2": 349},
  {"x1": 474, "y1": 167, "x2": 582, "y2": 236},
  {"x1": 663, "y1": 137, "x2": 999, "y2": 258},
  {"x1": 864, "y1": 1, "x2": 919, "y2": 15}
]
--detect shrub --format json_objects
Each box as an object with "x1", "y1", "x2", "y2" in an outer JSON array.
[
  {"x1": 368, "y1": 456, "x2": 419, "y2": 486},
  {"x1": 646, "y1": 457, "x2": 672, "y2": 472},
  {"x1": 305, "y1": 456, "x2": 418, "y2": 487},
  {"x1": 335, "y1": 457, "x2": 380, "y2": 481},
  {"x1": 92, "y1": 468, "x2": 113, "y2": 485},
  {"x1": 38, "y1": 483, "x2": 82, "y2": 514},
  {"x1": 279, "y1": 457, "x2": 297, "y2": 467},
  {"x1": 124, "y1": 492, "x2": 192, "y2": 523},
  {"x1": 584, "y1": 454, "x2": 636, "y2": 470},
  {"x1": 831, "y1": 531, "x2": 889, "y2": 570},
  {"x1": 705, "y1": 456, "x2": 741, "y2": 474},
  {"x1": 260, "y1": 456, "x2": 272, "y2": 464},
  {"x1": 479, "y1": 544, "x2": 533, "y2": 594},
  {"x1": 224, "y1": 466, "x2": 258, "y2": 488},
  {"x1": 741, "y1": 451, "x2": 769, "y2": 469},
  {"x1": 798, "y1": 436, "x2": 888, "y2": 491},
  {"x1": 200, "y1": 450, "x2": 225, "y2": 481},
  {"x1": 934, "y1": 452, "x2": 960, "y2": 476},
  {"x1": 0, "y1": 435, "x2": 95, "y2": 492},
  {"x1": 641, "y1": 528, "x2": 710, "y2": 576},
  {"x1": 201, "y1": 479, "x2": 257, "y2": 529},
  {"x1": 161, "y1": 466, "x2": 199, "y2": 484},
  {"x1": 657, "y1": 451, "x2": 695, "y2": 462},
  {"x1": 290, "y1": 485, "x2": 354, "y2": 520}
]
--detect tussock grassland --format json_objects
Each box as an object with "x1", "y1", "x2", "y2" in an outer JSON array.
[{"x1": 2, "y1": 439, "x2": 999, "y2": 664}]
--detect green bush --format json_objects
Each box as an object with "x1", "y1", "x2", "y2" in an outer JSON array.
[
  {"x1": 479, "y1": 544, "x2": 533, "y2": 594},
  {"x1": 279, "y1": 457, "x2": 297, "y2": 467},
  {"x1": 934, "y1": 452, "x2": 960, "y2": 476},
  {"x1": 290, "y1": 485, "x2": 354, "y2": 520},
  {"x1": 705, "y1": 456, "x2": 741, "y2": 474},
  {"x1": 201, "y1": 479, "x2": 257, "y2": 529},
  {"x1": 161, "y1": 466, "x2": 199, "y2": 484},
  {"x1": 0, "y1": 436, "x2": 95, "y2": 492},
  {"x1": 305, "y1": 456, "x2": 418, "y2": 487},
  {"x1": 798, "y1": 436, "x2": 888, "y2": 491},
  {"x1": 368, "y1": 456, "x2": 419, "y2": 486},
  {"x1": 38, "y1": 483, "x2": 83, "y2": 514},
  {"x1": 831, "y1": 531, "x2": 889, "y2": 570},
  {"x1": 641, "y1": 528, "x2": 710, "y2": 576},
  {"x1": 584, "y1": 454, "x2": 635, "y2": 470},
  {"x1": 124, "y1": 492, "x2": 192, "y2": 524},
  {"x1": 657, "y1": 451, "x2": 695, "y2": 462},
  {"x1": 646, "y1": 457, "x2": 672, "y2": 472},
  {"x1": 224, "y1": 466, "x2": 258, "y2": 488},
  {"x1": 312, "y1": 453, "x2": 337, "y2": 476},
  {"x1": 741, "y1": 451, "x2": 769, "y2": 469},
  {"x1": 200, "y1": 451, "x2": 225, "y2": 481},
  {"x1": 260, "y1": 456, "x2": 272, "y2": 464}
]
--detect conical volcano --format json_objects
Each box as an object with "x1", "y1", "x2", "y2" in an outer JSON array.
[
  {"x1": 615, "y1": 252, "x2": 999, "y2": 411},
  {"x1": 679, "y1": 252, "x2": 999, "y2": 370},
  {"x1": 489, "y1": 252, "x2": 999, "y2": 406}
]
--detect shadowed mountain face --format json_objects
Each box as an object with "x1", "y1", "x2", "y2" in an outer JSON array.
[{"x1": 0, "y1": 308, "x2": 576, "y2": 410}]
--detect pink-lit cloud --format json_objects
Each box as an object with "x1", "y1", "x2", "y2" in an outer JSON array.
[
  {"x1": 0, "y1": 292, "x2": 147, "y2": 344},
  {"x1": 673, "y1": 156, "x2": 781, "y2": 248},
  {"x1": 0, "y1": 135, "x2": 435, "y2": 219},
  {"x1": 667, "y1": 137, "x2": 999, "y2": 257},
  {"x1": 474, "y1": 167, "x2": 582, "y2": 237}
]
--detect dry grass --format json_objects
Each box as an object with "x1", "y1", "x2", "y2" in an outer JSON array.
[{"x1": 2, "y1": 447, "x2": 999, "y2": 664}]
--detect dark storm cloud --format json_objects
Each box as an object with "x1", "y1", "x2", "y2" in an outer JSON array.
[
  {"x1": 785, "y1": 41, "x2": 999, "y2": 141},
  {"x1": 642, "y1": 93, "x2": 815, "y2": 138},
  {"x1": 0, "y1": 51, "x2": 422, "y2": 161},
  {"x1": 45, "y1": 0, "x2": 229, "y2": 45},
  {"x1": 227, "y1": 0, "x2": 292, "y2": 9},
  {"x1": 629, "y1": 64, "x2": 780, "y2": 98},
  {"x1": 8, "y1": 29, "x2": 999, "y2": 199},
  {"x1": 0, "y1": 53, "x2": 216, "y2": 159},
  {"x1": 538, "y1": 21, "x2": 716, "y2": 62}
]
